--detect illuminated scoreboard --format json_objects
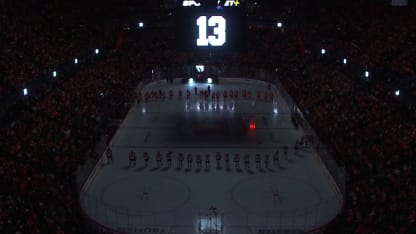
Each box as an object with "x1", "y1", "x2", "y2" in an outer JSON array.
[{"x1": 176, "y1": 0, "x2": 247, "y2": 52}]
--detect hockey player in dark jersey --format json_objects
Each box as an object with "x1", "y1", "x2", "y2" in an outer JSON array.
[
  {"x1": 264, "y1": 154, "x2": 270, "y2": 168},
  {"x1": 156, "y1": 151, "x2": 163, "y2": 168},
  {"x1": 129, "y1": 150, "x2": 137, "y2": 167},
  {"x1": 143, "y1": 152, "x2": 149, "y2": 167},
  {"x1": 255, "y1": 154, "x2": 261, "y2": 169},
  {"x1": 224, "y1": 153, "x2": 230, "y2": 169},
  {"x1": 284, "y1": 145, "x2": 289, "y2": 160},
  {"x1": 244, "y1": 154, "x2": 250, "y2": 169},
  {"x1": 273, "y1": 149, "x2": 279, "y2": 167},
  {"x1": 216, "y1": 152, "x2": 222, "y2": 168},
  {"x1": 205, "y1": 154, "x2": 210, "y2": 169},
  {"x1": 196, "y1": 154, "x2": 202, "y2": 169},
  {"x1": 106, "y1": 147, "x2": 113, "y2": 163},
  {"x1": 177, "y1": 153, "x2": 184, "y2": 169},
  {"x1": 166, "y1": 151, "x2": 173, "y2": 167},
  {"x1": 187, "y1": 154, "x2": 193, "y2": 169},
  {"x1": 234, "y1": 154, "x2": 240, "y2": 169}
]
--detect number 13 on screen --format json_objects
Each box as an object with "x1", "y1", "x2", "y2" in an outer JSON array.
[{"x1": 196, "y1": 16, "x2": 226, "y2": 47}]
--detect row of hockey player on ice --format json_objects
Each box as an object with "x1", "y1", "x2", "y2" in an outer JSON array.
[
  {"x1": 138, "y1": 88, "x2": 275, "y2": 103},
  {"x1": 105, "y1": 136, "x2": 309, "y2": 169}
]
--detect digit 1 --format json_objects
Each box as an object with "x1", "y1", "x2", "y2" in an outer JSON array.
[{"x1": 196, "y1": 16, "x2": 209, "y2": 46}]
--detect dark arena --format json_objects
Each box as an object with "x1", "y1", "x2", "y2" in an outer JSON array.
[{"x1": 0, "y1": 0, "x2": 415, "y2": 234}]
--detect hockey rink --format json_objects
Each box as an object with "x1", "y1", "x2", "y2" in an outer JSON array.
[{"x1": 80, "y1": 78, "x2": 343, "y2": 234}]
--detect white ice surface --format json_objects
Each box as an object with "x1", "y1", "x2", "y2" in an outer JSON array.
[{"x1": 81, "y1": 78, "x2": 342, "y2": 234}]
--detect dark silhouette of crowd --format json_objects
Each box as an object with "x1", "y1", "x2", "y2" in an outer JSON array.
[
  {"x1": 0, "y1": 0, "x2": 132, "y2": 100},
  {"x1": 0, "y1": 0, "x2": 415, "y2": 233}
]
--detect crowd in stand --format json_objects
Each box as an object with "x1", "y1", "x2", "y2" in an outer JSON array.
[
  {"x1": 265, "y1": 2, "x2": 416, "y2": 233},
  {"x1": 279, "y1": 59, "x2": 416, "y2": 233},
  {"x1": 0, "y1": 0, "x2": 122, "y2": 99},
  {"x1": 0, "y1": 1, "x2": 415, "y2": 234}
]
